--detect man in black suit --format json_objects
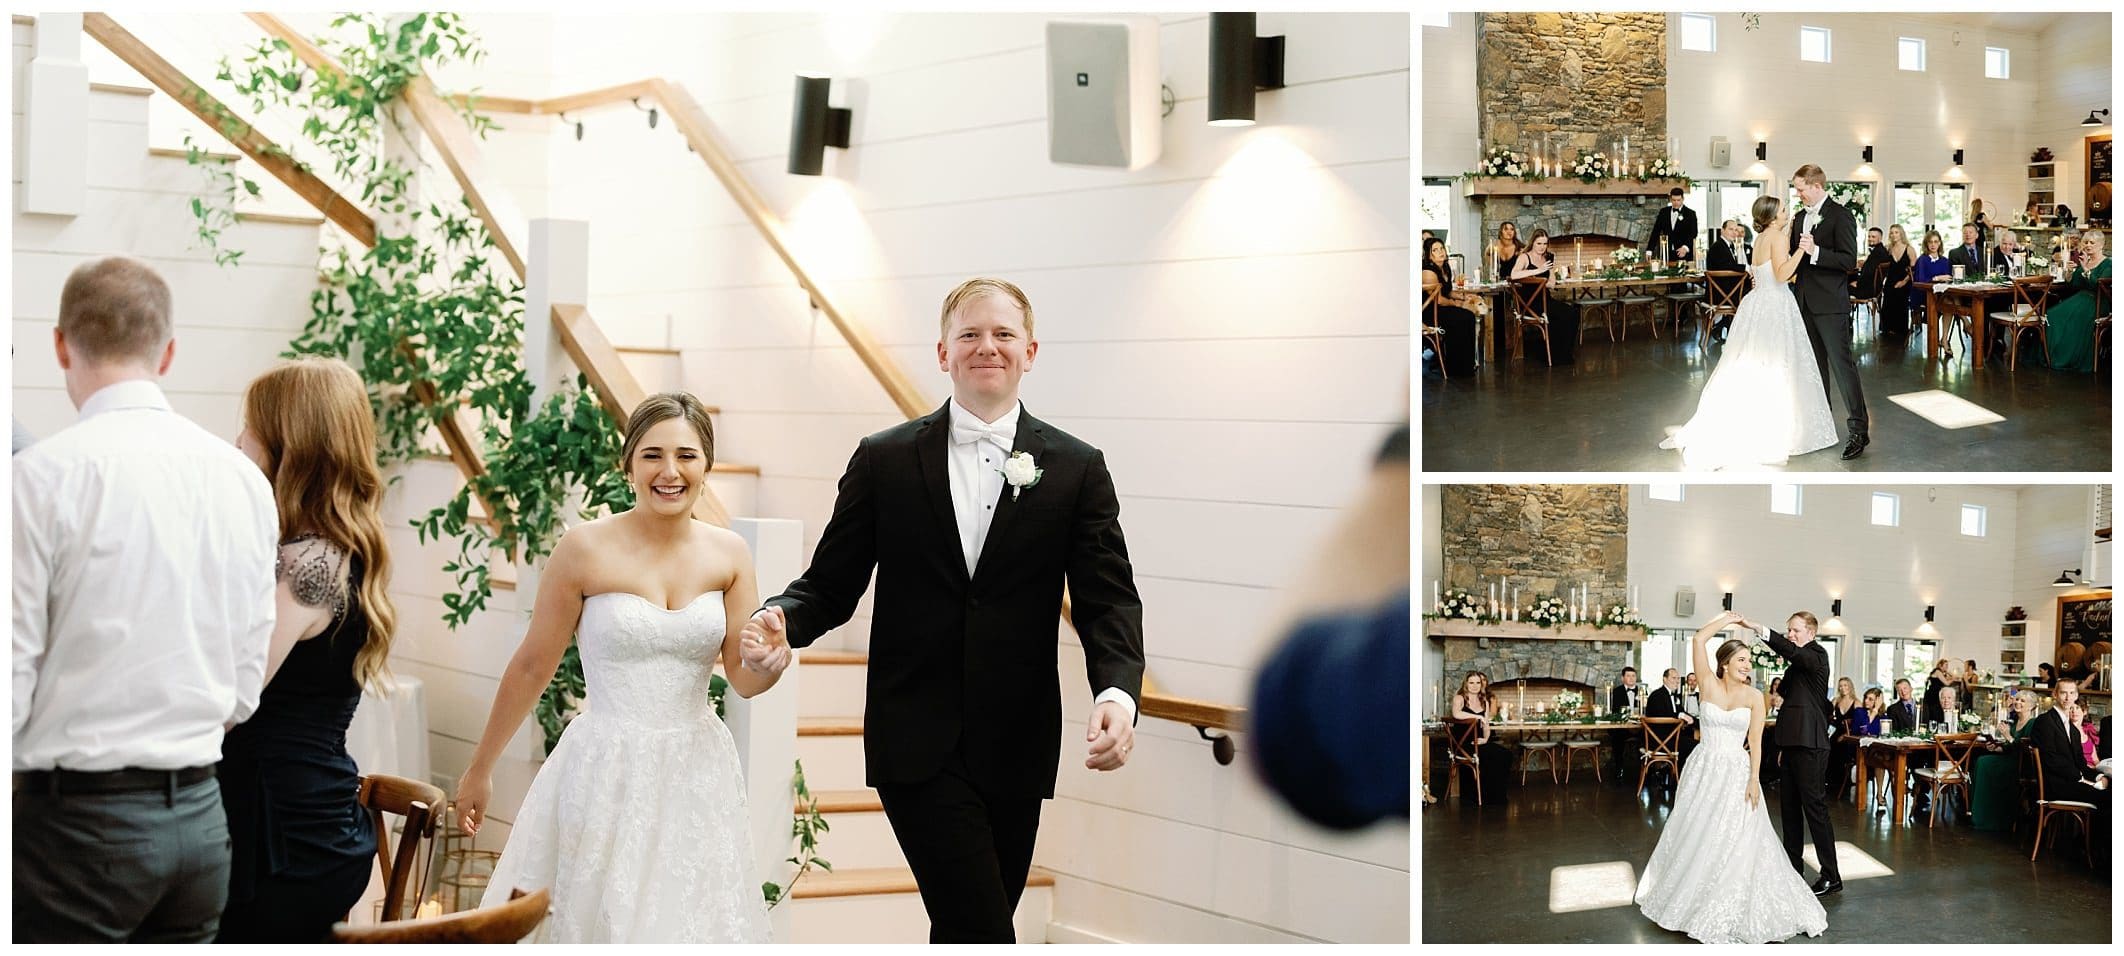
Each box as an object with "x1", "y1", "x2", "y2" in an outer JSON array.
[
  {"x1": 1609, "y1": 667, "x2": 1645, "y2": 783},
  {"x1": 2029, "y1": 685, "x2": 2108, "y2": 845},
  {"x1": 1948, "y1": 222, "x2": 1988, "y2": 276},
  {"x1": 1646, "y1": 668, "x2": 1697, "y2": 792},
  {"x1": 1646, "y1": 187, "x2": 1699, "y2": 264},
  {"x1": 1705, "y1": 220, "x2": 1752, "y2": 342},
  {"x1": 1788, "y1": 165, "x2": 1869, "y2": 459},
  {"x1": 1742, "y1": 610, "x2": 1843, "y2": 896},
  {"x1": 1886, "y1": 678, "x2": 1921, "y2": 732},
  {"x1": 752, "y1": 277, "x2": 1146, "y2": 942}
]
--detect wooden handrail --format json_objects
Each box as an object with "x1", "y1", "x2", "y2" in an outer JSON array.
[
  {"x1": 78, "y1": 13, "x2": 500, "y2": 528},
  {"x1": 246, "y1": 13, "x2": 733, "y2": 529},
  {"x1": 446, "y1": 79, "x2": 658, "y2": 117}
]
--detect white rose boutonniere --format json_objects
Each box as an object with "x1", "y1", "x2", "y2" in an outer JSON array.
[{"x1": 1000, "y1": 451, "x2": 1043, "y2": 500}]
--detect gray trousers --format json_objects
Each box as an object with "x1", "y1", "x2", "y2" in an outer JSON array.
[{"x1": 13, "y1": 777, "x2": 231, "y2": 943}]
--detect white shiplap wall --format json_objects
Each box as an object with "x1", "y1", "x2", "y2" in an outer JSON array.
[
  {"x1": 2008, "y1": 485, "x2": 2110, "y2": 681},
  {"x1": 490, "y1": 11, "x2": 1410, "y2": 943}
]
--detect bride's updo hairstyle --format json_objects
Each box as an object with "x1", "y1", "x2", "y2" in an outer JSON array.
[
  {"x1": 1715, "y1": 638, "x2": 1752, "y2": 679},
  {"x1": 1751, "y1": 195, "x2": 1784, "y2": 235},
  {"x1": 620, "y1": 392, "x2": 717, "y2": 473}
]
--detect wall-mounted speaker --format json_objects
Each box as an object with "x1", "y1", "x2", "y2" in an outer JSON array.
[
  {"x1": 1675, "y1": 587, "x2": 1697, "y2": 618},
  {"x1": 1046, "y1": 17, "x2": 1162, "y2": 170},
  {"x1": 1709, "y1": 137, "x2": 1732, "y2": 169}
]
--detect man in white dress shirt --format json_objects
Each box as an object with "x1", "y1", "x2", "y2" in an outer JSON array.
[{"x1": 12, "y1": 257, "x2": 280, "y2": 942}]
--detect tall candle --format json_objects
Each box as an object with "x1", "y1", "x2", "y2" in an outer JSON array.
[{"x1": 1434, "y1": 579, "x2": 1442, "y2": 611}]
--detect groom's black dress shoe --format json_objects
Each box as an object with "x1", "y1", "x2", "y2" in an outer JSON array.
[
  {"x1": 1840, "y1": 434, "x2": 1869, "y2": 460},
  {"x1": 1811, "y1": 877, "x2": 1843, "y2": 897}
]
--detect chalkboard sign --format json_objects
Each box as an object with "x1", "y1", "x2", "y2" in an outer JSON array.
[
  {"x1": 2055, "y1": 591, "x2": 2111, "y2": 678},
  {"x1": 2090, "y1": 135, "x2": 2112, "y2": 187}
]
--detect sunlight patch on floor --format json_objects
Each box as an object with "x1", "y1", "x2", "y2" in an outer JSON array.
[
  {"x1": 1801, "y1": 841, "x2": 1895, "y2": 880},
  {"x1": 1888, "y1": 389, "x2": 2006, "y2": 429},
  {"x1": 1548, "y1": 860, "x2": 1641, "y2": 913}
]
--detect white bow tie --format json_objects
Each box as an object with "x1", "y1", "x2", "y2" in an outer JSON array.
[{"x1": 952, "y1": 420, "x2": 1013, "y2": 450}]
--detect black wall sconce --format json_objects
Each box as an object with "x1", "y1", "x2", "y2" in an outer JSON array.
[
  {"x1": 2053, "y1": 568, "x2": 2082, "y2": 587},
  {"x1": 1924, "y1": 604, "x2": 1936, "y2": 623},
  {"x1": 1208, "y1": 13, "x2": 1286, "y2": 127},
  {"x1": 2082, "y1": 108, "x2": 2109, "y2": 127},
  {"x1": 1831, "y1": 598, "x2": 1844, "y2": 618},
  {"x1": 787, "y1": 75, "x2": 853, "y2": 176},
  {"x1": 1755, "y1": 141, "x2": 1767, "y2": 162},
  {"x1": 1861, "y1": 145, "x2": 1873, "y2": 164},
  {"x1": 1952, "y1": 148, "x2": 1966, "y2": 167},
  {"x1": 1722, "y1": 591, "x2": 1734, "y2": 611}
]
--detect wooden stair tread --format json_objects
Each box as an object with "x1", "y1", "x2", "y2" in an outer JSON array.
[
  {"x1": 235, "y1": 211, "x2": 326, "y2": 227},
  {"x1": 801, "y1": 649, "x2": 868, "y2": 666},
  {"x1": 804, "y1": 788, "x2": 881, "y2": 815},
  {"x1": 711, "y1": 462, "x2": 759, "y2": 476},
  {"x1": 148, "y1": 145, "x2": 238, "y2": 163},
  {"x1": 615, "y1": 345, "x2": 683, "y2": 357},
  {"x1": 798, "y1": 716, "x2": 863, "y2": 737},
  {"x1": 791, "y1": 866, "x2": 1052, "y2": 900},
  {"x1": 90, "y1": 81, "x2": 154, "y2": 97}
]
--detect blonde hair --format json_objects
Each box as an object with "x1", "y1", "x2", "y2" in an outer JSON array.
[
  {"x1": 621, "y1": 392, "x2": 717, "y2": 473},
  {"x1": 938, "y1": 277, "x2": 1035, "y2": 340},
  {"x1": 242, "y1": 358, "x2": 397, "y2": 690},
  {"x1": 59, "y1": 256, "x2": 172, "y2": 365},
  {"x1": 1887, "y1": 224, "x2": 1909, "y2": 252},
  {"x1": 1793, "y1": 164, "x2": 1827, "y2": 188}
]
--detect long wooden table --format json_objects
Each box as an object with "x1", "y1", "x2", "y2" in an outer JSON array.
[
  {"x1": 1465, "y1": 273, "x2": 1709, "y2": 361},
  {"x1": 1919, "y1": 281, "x2": 2013, "y2": 368}
]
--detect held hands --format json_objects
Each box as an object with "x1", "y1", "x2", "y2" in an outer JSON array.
[
  {"x1": 1085, "y1": 700, "x2": 1134, "y2": 772},
  {"x1": 1797, "y1": 232, "x2": 1817, "y2": 257},
  {"x1": 740, "y1": 607, "x2": 793, "y2": 676}
]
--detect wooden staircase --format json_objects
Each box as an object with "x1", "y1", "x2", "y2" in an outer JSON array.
[{"x1": 783, "y1": 649, "x2": 1056, "y2": 943}]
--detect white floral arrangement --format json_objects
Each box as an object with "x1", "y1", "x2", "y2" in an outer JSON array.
[
  {"x1": 1613, "y1": 247, "x2": 1644, "y2": 267},
  {"x1": 1750, "y1": 643, "x2": 1783, "y2": 675},
  {"x1": 1552, "y1": 689, "x2": 1584, "y2": 714},
  {"x1": 1525, "y1": 594, "x2": 1568, "y2": 628},
  {"x1": 1649, "y1": 156, "x2": 1677, "y2": 178},
  {"x1": 1959, "y1": 710, "x2": 1983, "y2": 729},
  {"x1": 1438, "y1": 587, "x2": 1482, "y2": 620},
  {"x1": 1480, "y1": 144, "x2": 1525, "y2": 177},
  {"x1": 1573, "y1": 149, "x2": 1609, "y2": 182},
  {"x1": 2027, "y1": 255, "x2": 2050, "y2": 270},
  {"x1": 1599, "y1": 603, "x2": 1644, "y2": 628}
]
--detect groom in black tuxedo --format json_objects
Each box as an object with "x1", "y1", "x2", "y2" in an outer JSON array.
[
  {"x1": 1745, "y1": 611, "x2": 1843, "y2": 896},
  {"x1": 751, "y1": 277, "x2": 1146, "y2": 942},
  {"x1": 1646, "y1": 188, "x2": 1699, "y2": 264},
  {"x1": 1787, "y1": 165, "x2": 1869, "y2": 460}
]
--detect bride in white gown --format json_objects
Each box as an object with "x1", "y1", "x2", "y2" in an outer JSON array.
[
  {"x1": 1660, "y1": 196, "x2": 1840, "y2": 469},
  {"x1": 1636, "y1": 610, "x2": 1827, "y2": 944},
  {"x1": 453, "y1": 394, "x2": 788, "y2": 942}
]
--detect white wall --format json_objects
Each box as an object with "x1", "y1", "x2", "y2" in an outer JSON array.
[
  {"x1": 2010, "y1": 485, "x2": 2109, "y2": 680},
  {"x1": 482, "y1": 11, "x2": 1410, "y2": 943},
  {"x1": 1664, "y1": 12, "x2": 2106, "y2": 225},
  {"x1": 2030, "y1": 16, "x2": 2114, "y2": 216},
  {"x1": 1419, "y1": 482, "x2": 1445, "y2": 718},
  {"x1": 1418, "y1": 13, "x2": 1480, "y2": 245}
]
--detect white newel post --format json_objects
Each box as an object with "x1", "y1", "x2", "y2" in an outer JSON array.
[
  {"x1": 23, "y1": 13, "x2": 88, "y2": 216},
  {"x1": 729, "y1": 517, "x2": 803, "y2": 940}
]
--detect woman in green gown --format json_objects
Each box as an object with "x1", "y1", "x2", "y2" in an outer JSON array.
[
  {"x1": 1970, "y1": 689, "x2": 2042, "y2": 831},
  {"x1": 2046, "y1": 231, "x2": 2111, "y2": 373}
]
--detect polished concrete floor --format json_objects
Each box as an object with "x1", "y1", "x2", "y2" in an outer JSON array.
[
  {"x1": 1420, "y1": 763, "x2": 2112, "y2": 943},
  {"x1": 1420, "y1": 317, "x2": 2112, "y2": 472}
]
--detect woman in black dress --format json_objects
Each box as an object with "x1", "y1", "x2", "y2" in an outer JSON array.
[
  {"x1": 1449, "y1": 671, "x2": 1513, "y2": 806},
  {"x1": 1507, "y1": 229, "x2": 1581, "y2": 364},
  {"x1": 219, "y1": 358, "x2": 399, "y2": 941},
  {"x1": 1876, "y1": 224, "x2": 1916, "y2": 334},
  {"x1": 1422, "y1": 237, "x2": 1481, "y2": 377},
  {"x1": 1489, "y1": 221, "x2": 1524, "y2": 358}
]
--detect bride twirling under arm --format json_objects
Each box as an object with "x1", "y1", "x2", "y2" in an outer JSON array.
[{"x1": 1634, "y1": 611, "x2": 1827, "y2": 944}]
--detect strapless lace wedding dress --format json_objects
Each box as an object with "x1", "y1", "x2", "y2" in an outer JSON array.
[
  {"x1": 480, "y1": 591, "x2": 769, "y2": 943},
  {"x1": 1660, "y1": 263, "x2": 1840, "y2": 469}
]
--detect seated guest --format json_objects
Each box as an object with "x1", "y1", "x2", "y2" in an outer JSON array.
[
  {"x1": 1910, "y1": 230, "x2": 1954, "y2": 319},
  {"x1": 2081, "y1": 705, "x2": 2102, "y2": 768},
  {"x1": 1487, "y1": 222, "x2": 1524, "y2": 359},
  {"x1": 1646, "y1": 668, "x2": 1697, "y2": 791},
  {"x1": 2045, "y1": 230, "x2": 2111, "y2": 373},
  {"x1": 1449, "y1": 672, "x2": 1513, "y2": 807},
  {"x1": 1705, "y1": 220, "x2": 1752, "y2": 342},
  {"x1": 1766, "y1": 676, "x2": 1784, "y2": 714},
  {"x1": 1852, "y1": 227, "x2": 1886, "y2": 297},
  {"x1": 2029, "y1": 685, "x2": 2109, "y2": 836},
  {"x1": 1421, "y1": 237, "x2": 1479, "y2": 377},
  {"x1": 1875, "y1": 225, "x2": 1916, "y2": 334},
  {"x1": 1948, "y1": 222, "x2": 1988, "y2": 277},
  {"x1": 1509, "y1": 229, "x2": 1581, "y2": 364},
  {"x1": 1609, "y1": 666, "x2": 1645, "y2": 783},
  {"x1": 1829, "y1": 677, "x2": 1859, "y2": 728},
  {"x1": 1988, "y1": 228, "x2": 2027, "y2": 273},
  {"x1": 1827, "y1": 684, "x2": 1879, "y2": 800},
  {"x1": 1937, "y1": 685, "x2": 1962, "y2": 731},
  {"x1": 1887, "y1": 678, "x2": 1922, "y2": 732},
  {"x1": 1971, "y1": 688, "x2": 2043, "y2": 831},
  {"x1": 2037, "y1": 662, "x2": 2057, "y2": 688},
  {"x1": 12, "y1": 257, "x2": 280, "y2": 942}
]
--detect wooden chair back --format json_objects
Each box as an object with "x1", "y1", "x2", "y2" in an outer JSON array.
[
  {"x1": 328, "y1": 887, "x2": 551, "y2": 943},
  {"x1": 1423, "y1": 278, "x2": 1444, "y2": 328},
  {"x1": 2008, "y1": 275, "x2": 2053, "y2": 321},
  {"x1": 358, "y1": 773, "x2": 446, "y2": 922},
  {"x1": 1510, "y1": 275, "x2": 1550, "y2": 321},
  {"x1": 1704, "y1": 270, "x2": 1747, "y2": 314},
  {"x1": 1445, "y1": 717, "x2": 1484, "y2": 763},
  {"x1": 1928, "y1": 732, "x2": 1982, "y2": 779},
  {"x1": 1640, "y1": 717, "x2": 1685, "y2": 758}
]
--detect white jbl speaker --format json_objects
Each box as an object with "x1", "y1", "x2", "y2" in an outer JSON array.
[
  {"x1": 1675, "y1": 587, "x2": 1697, "y2": 618},
  {"x1": 1708, "y1": 137, "x2": 1732, "y2": 169},
  {"x1": 1045, "y1": 17, "x2": 1162, "y2": 170}
]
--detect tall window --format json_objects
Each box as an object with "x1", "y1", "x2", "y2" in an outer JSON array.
[
  {"x1": 1898, "y1": 37, "x2": 1925, "y2": 72},
  {"x1": 1688, "y1": 180, "x2": 1764, "y2": 246},
  {"x1": 1866, "y1": 637, "x2": 1939, "y2": 692},
  {"x1": 1800, "y1": 26, "x2": 1831, "y2": 63},
  {"x1": 1961, "y1": 504, "x2": 1987, "y2": 537},
  {"x1": 1894, "y1": 182, "x2": 1969, "y2": 243},
  {"x1": 1985, "y1": 47, "x2": 2010, "y2": 79},
  {"x1": 1680, "y1": 14, "x2": 1716, "y2": 52},
  {"x1": 1639, "y1": 630, "x2": 1681, "y2": 684},
  {"x1": 1771, "y1": 484, "x2": 1802, "y2": 516},
  {"x1": 1872, "y1": 492, "x2": 1900, "y2": 527},
  {"x1": 1818, "y1": 636, "x2": 1844, "y2": 690},
  {"x1": 1420, "y1": 177, "x2": 1454, "y2": 247},
  {"x1": 1649, "y1": 483, "x2": 1685, "y2": 502}
]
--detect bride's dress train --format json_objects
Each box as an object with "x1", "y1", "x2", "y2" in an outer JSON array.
[
  {"x1": 1660, "y1": 262, "x2": 1840, "y2": 469},
  {"x1": 1634, "y1": 700, "x2": 1827, "y2": 944},
  {"x1": 480, "y1": 591, "x2": 770, "y2": 943}
]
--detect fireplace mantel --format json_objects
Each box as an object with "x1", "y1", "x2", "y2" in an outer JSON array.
[
  {"x1": 1461, "y1": 177, "x2": 1690, "y2": 199},
  {"x1": 1425, "y1": 620, "x2": 1649, "y2": 643}
]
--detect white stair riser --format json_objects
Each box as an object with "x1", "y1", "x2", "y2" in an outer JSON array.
[
  {"x1": 807, "y1": 810, "x2": 906, "y2": 871},
  {"x1": 798, "y1": 664, "x2": 867, "y2": 718},
  {"x1": 796, "y1": 734, "x2": 868, "y2": 792},
  {"x1": 784, "y1": 885, "x2": 1051, "y2": 944},
  {"x1": 706, "y1": 470, "x2": 756, "y2": 519},
  {"x1": 616, "y1": 350, "x2": 686, "y2": 397}
]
